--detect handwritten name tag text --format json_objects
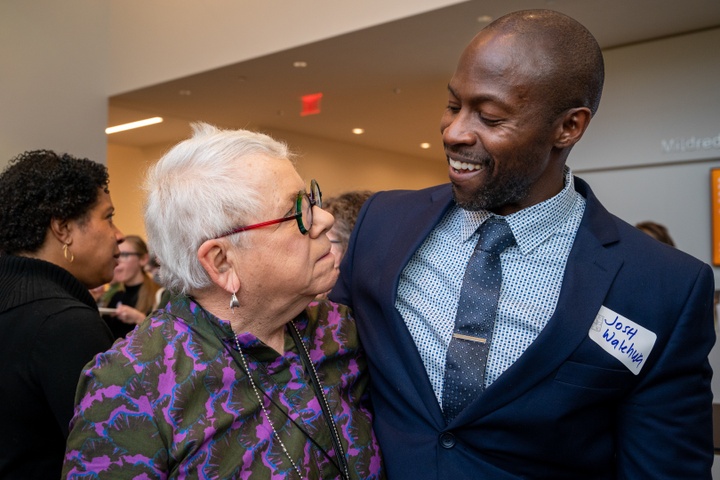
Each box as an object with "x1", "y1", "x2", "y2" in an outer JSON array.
[{"x1": 589, "y1": 306, "x2": 657, "y2": 375}]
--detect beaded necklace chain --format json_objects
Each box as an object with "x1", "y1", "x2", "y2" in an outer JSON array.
[
  {"x1": 288, "y1": 322, "x2": 350, "y2": 480},
  {"x1": 233, "y1": 322, "x2": 350, "y2": 480},
  {"x1": 233, "y1": 332, "x2": 303, "y2": 479}
]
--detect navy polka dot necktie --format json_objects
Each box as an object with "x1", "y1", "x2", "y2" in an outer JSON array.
[{"x1": 442, "y1": 217, "x2": 515, "y2": 423}]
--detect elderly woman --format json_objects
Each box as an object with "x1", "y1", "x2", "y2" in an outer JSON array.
[
  {"x1": 0, "y1": 150, "x2": 121, "y2": 478},
  {"x1": 63, "y1": 124, "x2": 384, "y2": 479}
]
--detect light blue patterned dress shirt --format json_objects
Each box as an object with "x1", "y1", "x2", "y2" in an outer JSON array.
[{"x1": 396, "y1": 168, "x2": 586, "y2": 407}]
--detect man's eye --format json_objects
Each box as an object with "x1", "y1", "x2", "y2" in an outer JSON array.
[{"x1": 481, "y1": 116, "x2": 502, "y2": 125}]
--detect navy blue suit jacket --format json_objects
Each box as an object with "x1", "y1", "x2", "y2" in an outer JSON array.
[{"x1": 331, "y1": 178, "x2": 715, "y2": 479}]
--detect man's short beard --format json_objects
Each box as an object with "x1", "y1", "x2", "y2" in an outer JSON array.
[{"x1": 452, "y1": 174, "x2": 532, "y2": 212}]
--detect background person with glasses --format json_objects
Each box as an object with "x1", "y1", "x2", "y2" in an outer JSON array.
[
  {"x1": 63, "y1": 123, "x2": 384, "y2": 479},
  {"x1": 100, "y1": 234, "x2": 161, "y2": 338}
]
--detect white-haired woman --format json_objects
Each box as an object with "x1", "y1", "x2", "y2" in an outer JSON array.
[{"x1": 63, "y1": 123, "x2": 384, "y2": 479}]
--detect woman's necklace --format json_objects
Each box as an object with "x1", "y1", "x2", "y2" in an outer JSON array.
[
  {"x1": 288, "y1": 322, "x2": 350, "y2": 480},
  {"x1": 233, "y1": 332, "x2": 303, "y2": 479}
]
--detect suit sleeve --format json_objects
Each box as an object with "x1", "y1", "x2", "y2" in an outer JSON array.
[{"x1": 615, "y1": 263, "x2": 715, "y2": 479}]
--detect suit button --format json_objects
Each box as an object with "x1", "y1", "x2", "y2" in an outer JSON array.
[{"x1": 439, "y1": 432, "x2": 455, "y2": 449}]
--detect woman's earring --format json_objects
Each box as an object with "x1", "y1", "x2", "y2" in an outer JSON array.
[
  {"x1": 62, "y1": 243, "x2": 74, "y2": 263},
  {"x1": 229, "y1": 292, "x2": 239, "y2": 313}
]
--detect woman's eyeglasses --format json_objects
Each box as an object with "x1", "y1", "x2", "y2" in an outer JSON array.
[
  {"x1": 213, "y1": 179, "x2": 322, "y2": 239},
  {"x1": 117, "y1": 252, "x2": 141, "y2": 261}
]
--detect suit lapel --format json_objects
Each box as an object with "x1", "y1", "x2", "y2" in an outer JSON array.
[
  {"x1": 378, "y1": 186, "x2": 454, "y2": 314},
  {"x1": 378, "y1": 186, "x2": 454, "y2": 424}
]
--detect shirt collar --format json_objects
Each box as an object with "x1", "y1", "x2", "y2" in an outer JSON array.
[{"x1": 459, "y1": 167, "x2": 580, "y2": 254}]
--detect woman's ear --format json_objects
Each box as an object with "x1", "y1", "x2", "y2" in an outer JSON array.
[
  {"x1": 49, "y1": 217, "x2": 72, "y2": 244},
  {"x1": 197, "y1": 239, "x2": 240, "y2": 294}
]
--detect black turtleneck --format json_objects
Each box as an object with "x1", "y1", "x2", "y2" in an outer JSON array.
[{"x1": 0, "y1": 254, "x2": 114, "y2": 479}]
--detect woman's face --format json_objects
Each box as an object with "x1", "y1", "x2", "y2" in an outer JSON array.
[
  {"x1": 113, "y1": 241, "x2": 148, "y2": 286},
  {"x1": 234, "y1": 156, "x2": 337, "y2": 303},
  {"x1": 66, "y1": 190, "x2": 124, "y2": 289}
]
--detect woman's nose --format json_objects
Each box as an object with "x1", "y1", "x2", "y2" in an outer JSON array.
[{"x1": 311, "y1": 206, "x2": 334, "y2": 237}]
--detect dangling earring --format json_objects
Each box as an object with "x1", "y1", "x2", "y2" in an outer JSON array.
[
  {"x1": 62, "y1": 243, "x2": 74, "y2": 263},
  {"x1": 229, "y1": 292, "x2": 239, "y2": 313}
]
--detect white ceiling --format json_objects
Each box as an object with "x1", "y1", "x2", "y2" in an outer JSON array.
[{"x1": 107, "y1": 0, "x2": 720, "y2": 162}]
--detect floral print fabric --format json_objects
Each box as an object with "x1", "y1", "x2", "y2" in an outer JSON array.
[{"x1": 63, "y1": 296, "x2": 384, "y2": 479}]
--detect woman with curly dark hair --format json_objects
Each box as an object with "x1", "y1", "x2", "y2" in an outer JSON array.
[{"x1": 0, "y1": 150, "x2": 123, "y2": 479}]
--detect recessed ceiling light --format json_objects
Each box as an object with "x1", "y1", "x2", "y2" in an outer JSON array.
[
  {"x1": 293, "y1": 61, "x2": 307, "y2": 68},
  {"x1": 420, "y1": 143, "x2": 431, "y2": 149},
  {"x1": 105, "y1": 117, "x2": 163, "y2": 134},
  {"x1": 352, "y1": 128, "x2": 365, "y2": 135},
  {"x1": 477, "y1": 15, "x2": 493, "y2": 23},
  {"x1": 179, "y1": 90, "x2": 192, "y2": 96}
]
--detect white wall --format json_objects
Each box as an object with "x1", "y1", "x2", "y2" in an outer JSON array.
[
  {"x1": 571, "y1": 28, "x2": 720, "y2": 281},
  {"x1": 574, "y1": 28, "x2": 720, "y2": 170},
  {"x1": 0, "y1": 0, "x2": 110, "y2": 163}
]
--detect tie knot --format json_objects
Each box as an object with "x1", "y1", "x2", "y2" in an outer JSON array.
[{"x1": 476, "y1": 218, "x2": 515, "y2": 254}]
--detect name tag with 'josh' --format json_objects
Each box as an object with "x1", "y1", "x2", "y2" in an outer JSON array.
[{"x1": 588, "y1": 306, "x2": 656, "y2": 375}]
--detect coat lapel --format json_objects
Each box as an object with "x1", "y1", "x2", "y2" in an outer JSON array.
[
  {"x1": 378, "y1": 186, "x2": 454, "y2": 424},
  {"x1": 378, "y1": 185, "x2": 454, "y2": 304}
]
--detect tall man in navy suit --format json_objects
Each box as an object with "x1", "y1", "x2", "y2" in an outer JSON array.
[{"x1": 331, "y1": 9, "x2": 715, "y2": 479}]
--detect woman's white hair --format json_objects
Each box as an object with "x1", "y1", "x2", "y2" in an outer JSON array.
[{"x1": 143, "y1": 122, "x2": 291, "y2": 294}]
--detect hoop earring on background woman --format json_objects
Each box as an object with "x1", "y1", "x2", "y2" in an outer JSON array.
[
  {"x1": 63, "y1": 243, "x2": 74, "y2": 263},
  {"x1": 230, "y1": 292, "x2": 239, "y2": 313}
]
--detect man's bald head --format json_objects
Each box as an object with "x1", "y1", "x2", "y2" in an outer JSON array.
[{"x1": 474, "y1": 9, "x2": 604, "y2": 117}]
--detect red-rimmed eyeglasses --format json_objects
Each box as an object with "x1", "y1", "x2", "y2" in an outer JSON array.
[{"x1": 212, "y1": 179, "x2": 322, "y2": 239}]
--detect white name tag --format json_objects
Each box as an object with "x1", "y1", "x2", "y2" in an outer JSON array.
[{"x1": 588, "y1": 306, "x2": 656, "y2": 375}]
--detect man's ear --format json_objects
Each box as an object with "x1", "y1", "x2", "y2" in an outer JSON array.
[
  {"x1": 197, "y1": 239, "x2": 240, "y2": 294},
  {"x1": 49, "y1": 217, "x2": 72, "y2": 244},
  {"x1": 554, "y1": 107, "x2": 592, "y2": 149}
]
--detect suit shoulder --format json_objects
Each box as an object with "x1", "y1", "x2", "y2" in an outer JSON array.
[
  {"x1": 577, "y1": 180, "x2": 709, "y2": 274},
  {"x1": 366, "y1": 184, "x2": 451, "y2": 209},
  {"x1": 610, "y1": 214, "x2": 709, "y2": 273}
]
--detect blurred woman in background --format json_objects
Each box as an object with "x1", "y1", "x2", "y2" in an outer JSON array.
[
  {"x1": 318, "y1": 190, "x2": 373, "y2": 299},
  {"x1": 635, "y1": 220, "x2": 675, "y2": 247},
  {"x1": 323, "y1": 190, "x2": 373, "y2": 271},
  {"x1": 101, "y1": 234, "x2": 161, "y2": 338},
  {"x1": 0, "y1": 150, "x2": 121, "y2": 479}
]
